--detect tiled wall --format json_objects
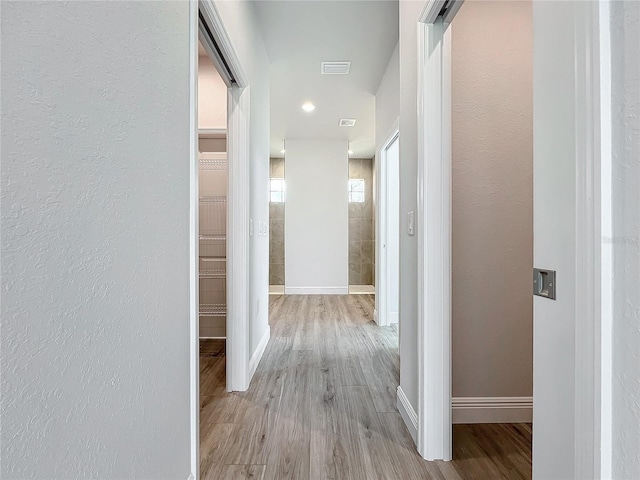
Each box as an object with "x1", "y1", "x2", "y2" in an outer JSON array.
[
  {"x1": 349, "y1": 158, "x2": 375, "y2": 286},
  {"x1": 269, "y1": 158, "x2": 285, "y2": 285}
]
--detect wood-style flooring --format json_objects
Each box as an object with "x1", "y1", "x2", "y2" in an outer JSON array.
[{"x1": 200, "y1": 294, "x2": 532, "y2": 480}]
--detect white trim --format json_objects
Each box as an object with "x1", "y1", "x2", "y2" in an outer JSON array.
[
  {"x1": 419, "y1": 0, "x2": 464, "y2": 25},
  {"x1": 226, "y1": 85, "x2": 251, "y2": 392},
  {"x1": 187, "y1": 475, "x2": 195, "y2": 480},
  {"x1": 198, "y1": 1, "x2": 248, "y2": 88},
  {"x1": 416, "y1": 17, "x2": 453, "y2": 461},
  {"x1": 375, "y1": 123, "x2": 400, "y2": 328},
  {"x1": 373, "y1": 309, "x2": 379, "y2": 324},
  {"x1": 188, "y1": 2, "x2": 200, "y2": 478},
  {"x1": 416, "y1": 0, "x2": 609, "y2": 469},
  {"x1": 284, "y1": 286, "x2": 349, "y2": 295},
  {"x1": 452, "y1": 397, "x2": 533, "y2": 424},
  {"x1": 389, "y1": 312, "x2": 399, "y2": 325},
  {"x1": 249, "y1": 327, "x2": 271, "y2": 380},
  {"x1": 598, "y1": 0, "x2": 613, "y2": 476},
  {"x1": 397, "y1": 386, "x2": 418, "y2": 443},
  {"x1": 574, "y1": 2, "x2": 609, "y2": 478},
  {"x1": 198, "y1": 1, "x2": 252, "y2": 394}
]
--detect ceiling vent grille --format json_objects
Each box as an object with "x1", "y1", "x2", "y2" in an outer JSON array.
[
  {"x1": 339, "y1": 119, "x2": 357, "y2": 127},
  {"x1": 321, "y1": 62, "x2": 351, "y2": 75}
]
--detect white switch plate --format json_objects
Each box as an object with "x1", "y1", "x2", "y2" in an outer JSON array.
[
  {"x1": 249, "y1": 218, "x2": 254, "y2": 237},
  {"x1": 408, "y1": 211, "x2": 415, "y2": 236}
]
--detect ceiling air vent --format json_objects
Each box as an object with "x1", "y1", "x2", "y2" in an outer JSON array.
[
  {"x1": 339, "y1": 119, "x2": 357, "y2": 127},
  {"x1": 321, "y1": 62, "x2": 351, "y2": 75}
]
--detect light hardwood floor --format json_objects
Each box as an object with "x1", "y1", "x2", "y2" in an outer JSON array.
[{"x1": 200, "y1": 294, "x2": 532, "y2": 480}]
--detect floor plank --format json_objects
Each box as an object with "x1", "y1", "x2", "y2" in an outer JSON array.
[{"x1": 199, "y1": 295, "x2": 532, "y2": 479}]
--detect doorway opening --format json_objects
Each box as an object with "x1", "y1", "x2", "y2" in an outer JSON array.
[
  {"x1": 375, "y1": 129, "x2": 400, "y2": 327},
  {"x1": 348, "y1": 157, "x2": 376, "y2": 296}
]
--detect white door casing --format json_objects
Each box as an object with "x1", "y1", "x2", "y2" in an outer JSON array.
[
  {"x1": 415, "y1": 0, "x2": 611, "y2": 474},
  {"x1": 376, "y1": 126, "x2": 400, "y2": 327}
]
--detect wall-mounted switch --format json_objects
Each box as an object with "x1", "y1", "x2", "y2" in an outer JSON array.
[
  {"x1": 407, "y1": 211, "x2": 415, "y2": 236},
  {"x1": 533, "y1": 268, "x2": 556, "y2": 300},
  {"x1": 249, "y1": 219, "x2": 254, "y2": 237}
]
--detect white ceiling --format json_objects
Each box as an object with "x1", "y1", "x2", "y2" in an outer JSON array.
[{"x1": 253, "y1": 1, "x2": 399, "y2": 158}]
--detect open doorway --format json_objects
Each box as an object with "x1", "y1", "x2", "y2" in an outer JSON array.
[
  {"x1": 375, "y1": 130, "x2": 400, "y2": 327},
  {"x1": 348, "y1": 157, "x2": 376, "y2": 296}
]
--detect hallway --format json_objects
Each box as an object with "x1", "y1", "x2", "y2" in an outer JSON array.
[{"x1": 199, "y1": 295, "x2": 531, "y2": 479}]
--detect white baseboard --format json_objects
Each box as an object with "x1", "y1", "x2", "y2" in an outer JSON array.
[
  {"x1": 374, "y1": 309, "x2": 378, "y2": 324},
  {"x1": 248, "y1": 326, "x2": 271, "y2": 380},
  {"x1": 452, "y1": 397, "x2": 533, "y2": 424},
  {"x1": 397, "y1": 386, "x2": 418, "y2": 444},
  {"x1": 284, "y1": 286, "x2": 349, "y2": 295},
  {"x1": 389, "y1": 311, "x2": 399, "y2": 324}
]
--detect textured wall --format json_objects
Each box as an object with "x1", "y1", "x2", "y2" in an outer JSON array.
[
  {"x1": 349, "y1": 158, "x2": 375, "y2": 285},
  {"x1": 269, "y1": 158, "x2": 285, "y2": 285},
  {"x1": 1, "y1": 1, "x2": 191, "y2": 478},
  {"x1": 611, "y1": 1, "x2": 640, "y2": 477},
  {"x1": 451, "y1": 0, "x2": 533, "y2": 398}
]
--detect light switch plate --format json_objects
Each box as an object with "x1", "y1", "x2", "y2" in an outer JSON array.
[
  {"x1": 407, "y1": 211, "x2": 415, "y2": 236},
  {"x1": 249, "y1": 219, "x2": 254, "y2": 237}
]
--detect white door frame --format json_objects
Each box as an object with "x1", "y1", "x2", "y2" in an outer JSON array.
[
  {"x1": 415, "y1": 0, "x2": 611, "y2": 469},
  {"x1": 375, "y1": 123, "x2": 400, "y2": 327},
  {"x1": 190, "y1": 1, "x2": 251, "y2": 478}
]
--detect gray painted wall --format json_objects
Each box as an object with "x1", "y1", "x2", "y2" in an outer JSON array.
[
  {"x1": 451, "y1": 0, "x2": 533, "y2": 398},
  {"x1": 1, "y1": 2, "x2": 191, "y2": 477},
  {"x1": 398, "y1": 0, "x2": 422, "y2": 410}
]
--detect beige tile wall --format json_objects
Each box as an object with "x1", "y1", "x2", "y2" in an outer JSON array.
[
  {"x1": 349, "y1": 158, "x2": 375, "y2": 286},
  {"x1": 269, "y1": 158, "x2": 285, "y2": 285}
]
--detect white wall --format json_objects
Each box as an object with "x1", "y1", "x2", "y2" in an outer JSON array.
[
  {"x1": 285, "y1": 140, "x2": 349, "y2": 294},
  {"x1": 398, "y1": 0, "x2": 422, "y2": 413},
  {"x1": 532, "y1": 2, "x2": 578, "y2": 478},
  {"x1": 451, "y1": 0, "x2": 533, "y2": 400},
  {"x1": 375, "y1": 41, "x2": 400, "y2": 323},
  {"x1": 213, "y1": 1, "x2": 271, "y2": 356},
  {"x1": 198, "y1": 54, "x2": 227, "y2": 130},
  {"x1": 376, "y1": 42, "x2": 400, "y2": 151},
  {"x1": 1, "y1": 2, "x2": 191, "y2": 478},
  {"x1": 610, "y1": 1, "x2": 640, "y2": 477}
]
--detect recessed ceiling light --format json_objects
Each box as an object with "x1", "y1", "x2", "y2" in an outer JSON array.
[
  {"x1": 339, "y1": 118, "x2": 356, "y2": 127},
  {"x1": 348, "y1": 150, "x2": 354, "y2": 155},
  {"x1": 302, "y1": 102, "x2": 316, "y2": 112},
  {"x1": 280, "y1": 149, "x2": 286, "y2": 154}
]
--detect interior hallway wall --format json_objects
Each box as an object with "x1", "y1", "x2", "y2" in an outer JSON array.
[
  {"x1": 285, "y1": 139, "x2": 348, "y2": 294},
  {"x1": 451, "y1": 0, "x2": 533, "y2": 400},
  {"x1": 269, "y1": 158, "x2": 285, "y2": 285},
  {"x1": 1, "y1": 2, "x2": 191, "y2": 478},
  {"x1": 349, "y1": 158, "x2": 375, "y2": 286},
  {"x1": 213, "y1": 0, "x2": 271, "y2": 357}
]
